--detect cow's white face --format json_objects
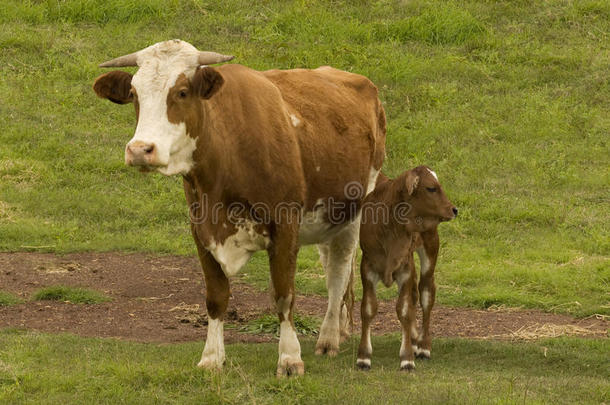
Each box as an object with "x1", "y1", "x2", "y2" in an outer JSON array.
[{"x1": 126, "y1": 40, "x2": 200, "y2": 176}]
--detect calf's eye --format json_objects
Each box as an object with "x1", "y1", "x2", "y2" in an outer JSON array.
[
  {"x1": 178, "y1": 90, "x2": 188, "y2": 98},
  {"x1": 426, "y1": 187, "x2": 437, "y2": 193}
]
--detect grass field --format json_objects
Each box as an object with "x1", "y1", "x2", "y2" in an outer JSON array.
[
  {"x1": 0, "y1": 1, "x2": 609, "y2": 402},
  {"x1": 0, "y1": 329, "x2": 608, "y2": 404}
]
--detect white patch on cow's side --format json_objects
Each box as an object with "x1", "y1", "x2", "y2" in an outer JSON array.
[
  {"x1": 198, "y1": 318, "x2": 225, "y2": 369},
  {"x1": 427, "y1": 168, "x2": 438, "y2": 181},
  {"x1": 417, "y1": 246, "x2": 431, "y2": 275},
  {"x1": 315, "y1": 166, "x2": 320, "y2": 172},
  {"x1": 128, "y1": 40, "x2": 202, "y2": 176},
  {"x1": 289, "y1": 114, "x2": 301, "y2": 127},
  {"x1": 207, "y1": 220, "x2": 270, "y2": 277}
]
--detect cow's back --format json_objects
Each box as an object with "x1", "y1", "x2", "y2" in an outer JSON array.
[{"x1": 262, "y1": 66, "x2": 386, "y2": 211}]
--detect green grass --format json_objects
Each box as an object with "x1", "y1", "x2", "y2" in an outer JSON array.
[
  {"x1": 31, "y1": 286, "x2": 111, "y2": 304},
  {"x1": 237, "y1": 314, "x2": 321, "y2": 337},
  {"x1": 0, "y1": 0, "x2": 608, "y2": 316},
  {"x1": 0, "y1": 329, "x2": 608, "y2": 404},
  {"x1": 0, "y1": 291, "x2": 22, "y2": 306}
]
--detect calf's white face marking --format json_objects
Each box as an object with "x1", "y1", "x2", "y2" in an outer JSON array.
[{"x1": 127, "y1": 40, "x2": 201, "y2": 176}]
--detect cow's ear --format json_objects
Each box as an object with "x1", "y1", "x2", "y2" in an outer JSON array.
[
  {"x1": 192, "y1": 66, "x2": 224, "y2": 99},
  {"x1": 405, "y1": 171, "x2": 420, "y2": 196},
  {"x1": 93, "y1": 71, "x2": 133, "y2": 104}
]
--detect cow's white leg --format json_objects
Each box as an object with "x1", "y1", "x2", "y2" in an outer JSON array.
[
  {"x1": 315, "y1": 219, "x2": 359, "y2": 356},
  {"x1": 276, "y1": 294, "x2": 303, "y2": 377},
  {"x1": 270, "y1": 220, "x2": 304, "y2": 377},
  {"x1": 198, "y1": 318, "x2": 225, "y2": 369},
  {"x1": 192, "y1": 242, "x2": 230, "y2": 370}
]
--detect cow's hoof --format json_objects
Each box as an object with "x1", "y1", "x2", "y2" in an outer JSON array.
[
  {"x1": 415, "y1": 349, "x2": 431, "y2": 360},
  {"x1": 356, "y1": 359, "x2": 371, "y2": 370},
  {"x1": 276, "y1": 361, "x2": 305, "y2": 378},
  {"x1": 197, "y1": 356, "x2": 223, "y2": 370},
  {"x1": 400, "y1": 360, "x2": 415, "y2": 372},
  {"x1": 314, "y1": 342, "x2": 339, "y2": 357}
]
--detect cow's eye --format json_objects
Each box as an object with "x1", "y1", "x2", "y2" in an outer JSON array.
[
  {"x1": 178, "y1": 90, "x2": 188, "y2": 99},
  {"x1": 426, "y1": 187, "x2": 437, "y2": 193}
]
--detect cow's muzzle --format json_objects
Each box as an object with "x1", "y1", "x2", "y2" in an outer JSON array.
[{"x1": 125, "y1": 141, "x2": 159, "y2": 167}]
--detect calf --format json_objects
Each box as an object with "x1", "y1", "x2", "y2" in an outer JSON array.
[{"x1": 356, "y1": 166, "x2": 457, "y2": 371}]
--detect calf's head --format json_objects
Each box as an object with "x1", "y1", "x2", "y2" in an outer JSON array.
[
  {"x1": 92, "y1": 39, "x2": 233, "y2": 176},
  {"x1": 402, "y1": 166, "x2": 457, "y2": 230}
]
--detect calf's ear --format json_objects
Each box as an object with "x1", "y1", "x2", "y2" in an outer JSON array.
[
  {"x1": 93, "y1": 71, "x2": 133, "y2": 104},
  {"x1": 192, "y1": 66, "x2": 225, "y2": 99},
  {"x1": 405, "y1": 171, "x2": 419, "y2": 195}
]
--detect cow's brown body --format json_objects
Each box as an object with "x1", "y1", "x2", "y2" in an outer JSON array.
[
  {"x1": 356, "y1": 166, "x2": 456, "y2": 371},
  {"x1": 93, "y1": 40, "x2": 386, "y2": 376}
]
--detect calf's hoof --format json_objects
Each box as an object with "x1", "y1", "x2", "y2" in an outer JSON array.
[
  {"x1": 276, "y1": 360, "x2": 305, "y2": 378},
  {"x1": 356, "y1": 358, "x2": 371, "y2": 371},
  {"x1": 400, "y1": 360, "x2": 415, "y2": 372},
  {"x1": 415, "y1": 348, "x2": 431, "y2": 359}
]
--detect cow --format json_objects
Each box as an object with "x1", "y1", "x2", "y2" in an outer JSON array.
[
  {"x1": 93, "y1": 39, "x2": 386, "y2": 377},
  {"x1": 356, "y1": 166, "x2": 456, "y2": 371},
  {"x1": 374, "y1": 172, "x2": 446, "y2": 360}
]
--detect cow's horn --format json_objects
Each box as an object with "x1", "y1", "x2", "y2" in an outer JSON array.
[
  {"x1": 99, "y1": 52, "x2": 140, "y2": 68},
  {"x1": 197, "y1": 51, "x2": 234, "y2": 65}
]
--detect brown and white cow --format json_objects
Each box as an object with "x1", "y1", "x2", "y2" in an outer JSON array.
[
  {"x1": 93, "y1": 39, "x2": 386, "y2": 376},
  {"x1": 357, "y1": 166, "x2": 456, "y2": 371}
]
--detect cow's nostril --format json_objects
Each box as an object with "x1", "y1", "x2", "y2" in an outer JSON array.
[
  {"x1": 144, "y1": 144, "x2": 154, "y2": 154},
  {"x1": 452, "y1": 207, "x2": 458, "y2": 217}
]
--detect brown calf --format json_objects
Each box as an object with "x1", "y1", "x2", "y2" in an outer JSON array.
[{"x1": 356, "y1": 166, "x2": 456, "y2": 371}]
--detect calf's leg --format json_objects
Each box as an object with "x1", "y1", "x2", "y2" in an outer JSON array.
[
  {"x1": 357, "y1": 258, "x2": 378, "y2": 370},
  {"x1": 416, "y1": 228, "x2": 439, "y2": 359},
  {"x1": 396, "y1": 264, "x2": 416, "y2": 371}
]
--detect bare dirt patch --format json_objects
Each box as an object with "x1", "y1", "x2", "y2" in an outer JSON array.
[{"x1": 0, "y1": 252, "x2": 607, "y2": 343}]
